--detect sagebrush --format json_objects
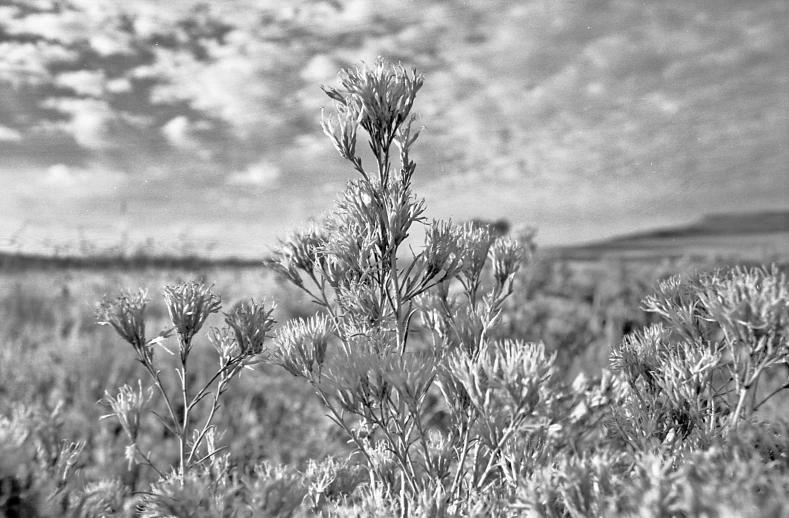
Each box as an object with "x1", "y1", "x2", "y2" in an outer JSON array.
[{"x1": 2, "y1": 59, "x2": 789, "y2": 518}]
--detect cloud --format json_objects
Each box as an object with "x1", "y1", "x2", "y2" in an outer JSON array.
[
  {"x1": 42, "y1": 98, "x2": 117, "y2": 149},
  {"x1": 6, "y1": 10, "x2": 89, "y2": 46},
  {"x1": 301, "y1": 54, "x2": 338, "y2": 84},
  {"x1": 338, "y1": 0, "x2": 374, "y2": 25},
  {"x1": 161, "y1": 116, "x2": 214, "y2": 159},
  {"x1": 106, "y1": 77, "x2": 132, "y2": 94},
  {"x1": 227, "y1": 160, "x2": 281, "y2": 187},
  {"x1": 0, "y1": 5, "x2": 17, "y2": 25},
  {"x1": 0, "y1": 41, "x2": 78, "y2": 85},
  {"x1": 41, "y1": 163, "x2": 82, "y2": 186},
  {"x1": 0, "y1": 125, "x2": 22, "y2": 142},
  {"x1": 140, "y1": 43, "x2": 295, "y2": 138},
  {"x1": 55, "y1": 70, "x2": 106, "y2": 97},
  {"x1": 89, "y1": 32, "x2": 135, "y2": 57},
  {"x1": 40, "y1": 97, "x2": 154, "y2": 152},
  {"x1": 33, "y1": 163, "x2": 126, "y2": 196},
  {"x1": 162, "y1": 116, "x2": 196, "y2": 147}
]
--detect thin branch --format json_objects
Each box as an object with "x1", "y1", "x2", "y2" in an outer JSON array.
[{"x1": 753, "y1": 382, "x2": 789, "y2": 412}]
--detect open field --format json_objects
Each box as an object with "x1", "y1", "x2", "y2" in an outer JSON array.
[{"x1": 2, "y1": 218, "x2": 789, "y2": 514}]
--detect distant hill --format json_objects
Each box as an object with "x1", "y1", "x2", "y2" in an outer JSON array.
[
  {"x1": 2, "y1": 210, "x2": 788, "y2": 270},
  {"x1": 553, "y1": 210, "x2": 789, "y2": 262},
  {"x1": 608, "y1": 211, "x2": 789, "y2": 241}
]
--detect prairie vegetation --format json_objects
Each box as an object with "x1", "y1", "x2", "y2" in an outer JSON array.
[{"x1": 2, "y1": 60, "x2": 789, "y2": 517}]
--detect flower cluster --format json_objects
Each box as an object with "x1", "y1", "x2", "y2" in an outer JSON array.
[
  {"x1": 163, "y1": 282, "x2": 221, "y2": 358},
  {"x1": 96, "y1": 289, "x2": 154, "y2": 364},
  {"x1": 321, "y1": 58, "x2": 425, "y2": 185},
  {"x1": 273, "y1": 314, "x2": 331, "y2": 379},
  {"x1": 224, "y1": 300, "x2": 276, "y2": 359}
]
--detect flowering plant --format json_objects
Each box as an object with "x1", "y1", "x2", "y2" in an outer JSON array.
[
  {"x1": 97, "y1": 283, "x2": 275, "y2": 483},
  {"x1": 266, "y1": 58, "x2": 544, "y2": 510}
]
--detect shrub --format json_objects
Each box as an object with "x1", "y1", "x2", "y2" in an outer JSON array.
[
  {"x1": 73, "y1": 59, "x2": 789, "y2": 516},
  {"x1": 610, "y1": 265, "x2": 789, "y2": 453},
  {"x1": 263, "y1": 58, "x2": 552, "y2": 512}
]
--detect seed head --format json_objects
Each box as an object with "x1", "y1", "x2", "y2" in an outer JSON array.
[
  {"x1": 459, "y1": 223, "x2": 496, "y2": 279},
  {"x1": 337, "y1": 58, "x2": 424, "y2": 134},
  {"x1": 265, "y1": 224, "x2": 327, "y2": 287},
  {"x1": 224, "y1": 299, "x2": 276, "y2": 358},
  {"x1": 422, "y1": 220, "x2": 464, "y2": 283},
  {"x1": 163, "y1": 282, "x2": 221, "y2": 352},
  {"x1": 97, "y1": 289, "x2": 150, "y2": 362},
  {"x1": 489, "y1": 237, "x2": 524, "y2": 287},
  {"x1": 274, "y1": 314, "x2": 331, "y2": 379}
]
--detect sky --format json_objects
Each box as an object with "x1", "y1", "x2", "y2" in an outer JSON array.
[{"x1": 1, "y1": 0, "x2": 787, "y2": 258}]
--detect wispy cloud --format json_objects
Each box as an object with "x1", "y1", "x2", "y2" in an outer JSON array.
[{"x1": 227, "y1": 160, "x2": 281, "y2": 188}]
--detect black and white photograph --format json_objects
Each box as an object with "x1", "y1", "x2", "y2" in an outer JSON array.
[{"x1": 1, "y1": 0, "x2": 788, "y2": 515}]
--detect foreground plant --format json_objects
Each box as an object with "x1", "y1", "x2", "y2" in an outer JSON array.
[
  {"x1": 265, "y1": 58, "x2": 550, "y2": 510},
  {"x1": 97, "y1": 283, "x2": 275, "y2": 484}
]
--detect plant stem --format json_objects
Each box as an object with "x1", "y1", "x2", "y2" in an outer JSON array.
[
  {"x1": 179, "y1": 362, "x2": 189, "y2": 484},
  {"x1": 188, "y1": 380, "x2": 227, "y2": 465},
  {"x1": 134, "y1": 444, "x2": 166, "y2": 479},
  {"x1": 145, "y1": 366, "x2": 178, "y2": 429},
  {"x1": 730, "y1": 388, "x2": 749, "y2": 429},
  {"x1": 754, "y1": 382, "x2": 789, "y2": 412},
  {"x1": 449, "y1": 417, "x2": 474, "y2": 501}
]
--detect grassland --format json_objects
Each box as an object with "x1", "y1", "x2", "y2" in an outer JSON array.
[{"x1": 2, "y1": 210, "x2": 788, "y2": 516}]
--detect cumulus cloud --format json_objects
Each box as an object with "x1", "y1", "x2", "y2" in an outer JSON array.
[
  {"x1": 55, "y1": 70, "x2": 106, "y2": 97},
  {"x1": 89, "y1": 32, "x2": 134, "y2": 57},
  {"x1": 106, "y1": 77, "x2": 132, "y2": 94},
  {"x1": 161, "y1": 116, "x2": 214, "y2": 159},
  {"x1": 162, "y1": 116, "x2": 193, "y2": 147},
  {"x1": 139, "y1": 41, "x2": 298, "y2": 139},
  {"x1": 6, "y1": 10, "x2": 90, "y2": 46},
  {"x1": 39, "y1": 96, "x2": 153, "y2": 151},
  {"x1": 0, "y1": 125, "x2": 22, "y2": 142},
  {"x1": 337, "y1": 0, "x2": 375, "y2": 24},
  {"x1": 36, "y1": 163, "x2": 126, "y2": 194},
  {"x1": 42, "y1": 98, "x2": 117, "y2": 149},
  {"x1": 227, "y1": 160, "x2": 281, "y2": 187},
  {"x1": 0, "y1": 6, "x2": 16, "y2": 24},
  {"x1": 0, "y1": 41, "x2": 77, "y2": 85},
  {"x1": 301, "y1": 54, "x2": 338, "y2": 84},
  {"x1": 41, "y1": 163, "x2": 82, "y2": 186}
]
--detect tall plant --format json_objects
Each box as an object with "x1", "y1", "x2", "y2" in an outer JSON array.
[{"x1": 266, "y1": 58, "x2": 548, "y2": 510}]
